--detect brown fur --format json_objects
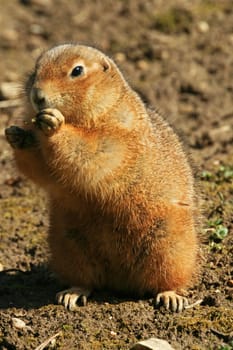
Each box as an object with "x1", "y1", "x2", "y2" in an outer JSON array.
[{"x1": 6, "y1": 44, "x2": 199, "y2": 308}]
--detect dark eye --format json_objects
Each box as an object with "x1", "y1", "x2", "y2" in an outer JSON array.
[{"x1": 70, "y1": 65, "x2": 84, "y2": 77}]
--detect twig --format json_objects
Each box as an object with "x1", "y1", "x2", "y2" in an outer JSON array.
[
  {"x1": 0, "y1": 99, "x2": 22, "y2": 108},
  {"x1": 211, "y1": 328, "x2": 233, "y2": 342},
  {"x1": 34, "y1": 332, "x2": 61, "y2": 350},
  {"x1": 184, "y1": 299, "x2": 203, "y2": 309}
]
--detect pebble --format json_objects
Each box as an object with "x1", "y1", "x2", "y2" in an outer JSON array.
[
  {"x1": 137, "y1": 60, "x2": 149, "y2": 71},
  {"x1": 110, "y1": 330, "x2": 117, "y2": 337},
  {"x1": 114, "y1": 52, "x2": 126, "y2": 63},
  {"x1": 197, "y1": 21, "x2": 209, "y2": 33},
  {"x1": 12, "y1": 317, "x2": 27, "y2": 330},
  {"x1": 131, "y1": 337, "x2": 174, "y2": 350}
]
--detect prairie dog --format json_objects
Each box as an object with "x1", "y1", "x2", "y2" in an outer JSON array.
[{"x1": 5, "y1": 44, "x2": 198, "y2": 312}]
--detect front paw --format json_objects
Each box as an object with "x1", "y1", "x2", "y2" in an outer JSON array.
[
  {"x1": 33, "y1": 108, "x2": 65, "y2": 136},
  {"x1": 5, "y1": 126, "x2": 36, "y2": 149}
]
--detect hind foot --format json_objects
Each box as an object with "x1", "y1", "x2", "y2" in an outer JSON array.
[
  {"x1": 56, "y1": 287, "x2": 91, "y2": 311},
  {"x1": 155, "y1": 291, "x2": 188, "y2": 312}
]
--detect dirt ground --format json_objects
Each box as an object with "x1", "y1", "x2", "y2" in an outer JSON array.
[{"x1": 0, "y1": 0, "x2": 232, "y2": 349}]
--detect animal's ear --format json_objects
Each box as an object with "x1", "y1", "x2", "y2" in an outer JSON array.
[{"x1": 101, "y1": 57, "x2": 111, "y2": 72}]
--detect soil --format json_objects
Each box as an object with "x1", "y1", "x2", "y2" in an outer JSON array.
[{"x1": 0, "y1": 0, "x2": 232, "y2": 349}]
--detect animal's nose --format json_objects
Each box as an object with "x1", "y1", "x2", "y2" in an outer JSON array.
[{"x1": 31, "y1": 87, "x2": 47, "y2": 110}]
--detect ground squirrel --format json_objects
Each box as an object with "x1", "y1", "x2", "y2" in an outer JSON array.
[{"x1": 5, "y1": 44, "x2": 198, "y2": 312}]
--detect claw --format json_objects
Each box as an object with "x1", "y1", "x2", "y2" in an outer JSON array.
[
  {"x1": 34, "y1": 108, "x2": 65, "y2": 136},
  {"x1": 155, "y1": 291, "x2": 188, "y2": 312},
  {"x1": 56, "y1": 287, "x2": 91, "y2": 311}
]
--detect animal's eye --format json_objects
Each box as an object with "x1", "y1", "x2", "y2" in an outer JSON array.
[{"x1": 70, "y1": 65, "x2": 84, "y2": 77}]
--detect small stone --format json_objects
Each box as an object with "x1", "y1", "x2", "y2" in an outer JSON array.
[
  {"x1": 12, "y1": 317, "x2": 27, "y2": 329},
  {"x1": 50, "y1": 338, "x2": 57, "y2": 347},
  {"x1": 110, "y1": 330, "x2": 117, "y2": 336},
  {"x1": 213, "y1": 160, "x2": 220, "y2": 166},
  {"x1": 137, "y1": 60, "x2": 149, "y2": 71},
  {"x1": 114, "y1": 52, "x2": 126, "y2": 63},
  {"x1": 197, "y1": 21, "x2": 209, "y2": 33},
  {"x1": 131, "y1": 337, "x2": 175, "y2": 350}
]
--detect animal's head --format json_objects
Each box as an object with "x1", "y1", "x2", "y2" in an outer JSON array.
[{"x1": 27, "y1": 44, "x2": 125, "y2": 127}]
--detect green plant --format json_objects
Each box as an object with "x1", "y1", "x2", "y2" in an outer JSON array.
[
  {"x1": 201, "y1": 170, "x2": 213, "y2": 180},
  {"x1": 217, "y1": 165, "x2": 233, "y2": 182},
  {"x1": 206, "y1": 218, "x2": 228, "y2": 243}
]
